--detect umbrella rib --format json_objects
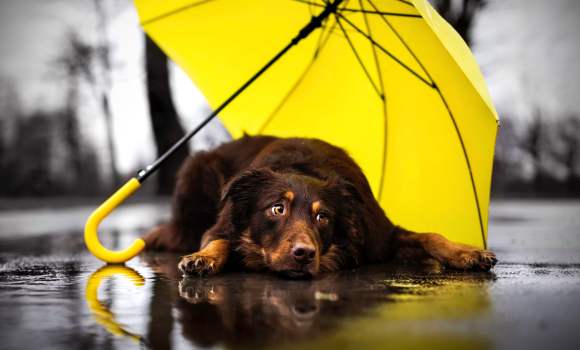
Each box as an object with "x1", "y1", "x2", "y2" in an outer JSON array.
[
  {"x1": 292, "y1": 0, "x2": 332, "y2": 7},
  {"x1": 342, "y1": 9, "x2": 421, "y2": 17},
  {"x1": 314, "y1": 15, "x2": 333, "y2": 58},
  {"x1": 257, "y1": 19, "x2": 338, "y2": 134},
  {"x1": 140, "y1": 0, "x2": 215, "y2": 26},
  {"x1": 396, "y1": 0, "x2": 414, "y2": 6},
  {"x1": 357, "y1": 0, "x2": 388, "y2": 201},
  {"x1": 334, "y1": 15, "x2": 382, "y2": 99},
  {"x1": 336, "y1": 13, "x2": 434, "y2": 88},
  {"x1": 435, "y1": 87, "x2": 487, "y2": 249},
  {"x1": 367, "y1": 0, "x2": 486, "y2": 248},
  {"x1": 292, "y1": 0, "x2": 420, "y2": 17},
  {"x1": 367, "y1": 0, "x2": 433, "y2": 85}
]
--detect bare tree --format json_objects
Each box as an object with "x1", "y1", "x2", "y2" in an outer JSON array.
[
  {"x1": 0, "y1": 118, "x2": 5, "y2": 194},
  {"x1": 521, "y1": 110, "x2": 543, "y2": 174},
  {"x1": 430, "y1": 0, "x2": 486, "y2": 46},
  {"x1": 55, "y1": 31, "x2": 91, "y2": 185},
  {"x1": 0, "y1": 80, "x2": 19, "y2": 193},
  {"x1": 91, "y1": 0, "x2": 120, "y2": 187},
  {"x1": 556, "y1": 115, "x2": 580, "y2": 194},
  {"x1": 491, "y1": 117, "x2": 519, "y2": 195},
  {"x1": 145, "y1": 35, "x2": 188, "y2": 195},
  {"x1": 53, "y1": 30, "x2": 104, "y2": 195},
  {"x1": 46, "y1": 0, "x2": 124, "y2": 188}
]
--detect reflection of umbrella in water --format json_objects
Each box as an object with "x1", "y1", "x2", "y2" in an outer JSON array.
[
  {"x1": 85, "y1": 265, "x2": 146, "y2": 342},
  {"x1": 85, "y1": 0, "x2": 498, "y2": 263}
]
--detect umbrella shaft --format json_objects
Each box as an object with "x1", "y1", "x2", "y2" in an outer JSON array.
[{"x1": 137, "y1": 0, "x2": 344, "y2": 183}]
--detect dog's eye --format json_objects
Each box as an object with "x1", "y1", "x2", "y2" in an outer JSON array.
[
  {"x1": 316, "y1": 212, "x2": 327, "y2": 222},
  {"x1": 271, "y1": 205, "x2": 284, "y2": 215}
]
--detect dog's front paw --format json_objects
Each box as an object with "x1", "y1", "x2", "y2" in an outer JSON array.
[
  {"x1": 178, "y1": 252, "x2": 223, "y2": 276},
  {"x1": 178, "y1": 240, "x2": 230, "y2": 276},
  {"x1": 443, "y1": 248, "x2": 498, "y2": 271}
]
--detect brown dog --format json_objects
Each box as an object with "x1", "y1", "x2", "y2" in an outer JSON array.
[{"x1": 143, "y1": 135, "x2": 497, "y2": 278}]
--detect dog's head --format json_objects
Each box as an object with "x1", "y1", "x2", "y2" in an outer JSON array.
[{"x1": 222, "y1": 168, "x2": 364, "y2": 278}]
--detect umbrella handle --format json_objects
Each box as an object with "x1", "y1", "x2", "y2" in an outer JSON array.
[{"x1": 84, "y1": 178, "x2": 145, "y2": 263}]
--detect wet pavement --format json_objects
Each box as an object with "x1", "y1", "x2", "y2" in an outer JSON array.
[{"x1": 0, "y1": 200, "x2": 579, "y2": 350}]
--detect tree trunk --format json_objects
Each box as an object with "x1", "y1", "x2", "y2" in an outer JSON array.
[
  {"x1": 65, "y1": 83, "x2": 82, "y2": 189},
  {"x1": 101, "y1": 94, "x2": 119, "y2": 188},
  {"x1": 145, "y1": 35, "x2": 189, "y2": 195}
]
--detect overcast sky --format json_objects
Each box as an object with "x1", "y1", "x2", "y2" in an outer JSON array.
[
  {"x1": 471, "y1": 0, "x2": 580, "y2": 122},
  {"x1": 0, "y1": 0, "x2": 579, "y2": 175}
]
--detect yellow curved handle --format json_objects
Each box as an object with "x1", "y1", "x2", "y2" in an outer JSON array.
[
  {"x1": 84, "y1": 178, "x2": 146, "y2": 263},
  {"x1": 85, "y1": 265, "x2": 145, "y2": 341}
]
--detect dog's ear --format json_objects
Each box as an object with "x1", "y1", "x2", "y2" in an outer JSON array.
[
  {"x1": 221, "y1": 169, "x2": 276, "y2": 230},
  {"x1": 338, "y1": 180, "x2": 364, "y2": 204},
  {"x1": 329, "y1": 177, "x2": 364, "y2": 204},
  {"x1": 325, "y1": 177, "x2": 365, "y2": 245},
  {"x1": 221, "y1": 169, "x2": 276, "y2": 203}
]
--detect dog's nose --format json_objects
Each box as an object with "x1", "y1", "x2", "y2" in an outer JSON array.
[{"x1": 291, "y1": 243, "x2": 316, "y2": 265}]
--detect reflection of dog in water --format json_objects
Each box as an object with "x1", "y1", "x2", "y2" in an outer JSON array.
[
  {"x1": 178, "y1": 276, "x2": 324, "y2": 335},
  {"x1": 140, "y1": 254, "x2": 495, "y2": 349},
  {"x1": 143, "y1": 136, "x2": 497, "y2": 278}
]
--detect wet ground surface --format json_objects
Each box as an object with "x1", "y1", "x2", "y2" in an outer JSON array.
[{"x1": 0, "y1": 200, "x2": 579, "y2": 350}]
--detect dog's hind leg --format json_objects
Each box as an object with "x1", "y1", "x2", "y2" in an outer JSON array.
[
  {"x1": 142, "y1": 224, "x2": 176, "y2": 251},
  {"x1": 392, "y1": 228, "x2": 498, "y2": 271},
  {"x1": 142, "y1": 149, "x2": 229, "y2": 252},
  {"x1": 171, "y1": 150, "x2": 229, "y2": 252}
]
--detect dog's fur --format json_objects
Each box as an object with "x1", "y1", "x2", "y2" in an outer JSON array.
[{"x1": 143, "y1": 135, "x2": 497, "y2": 278}]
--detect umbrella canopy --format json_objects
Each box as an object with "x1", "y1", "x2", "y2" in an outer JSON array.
[{"x1": 134, "y1": 0, "x2": 498, "y2": 249}]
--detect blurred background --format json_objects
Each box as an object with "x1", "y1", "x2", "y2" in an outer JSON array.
[
  {"x1": 1, "y1": 0, "x2": 579, "y2": 202},
  {"x1": 1, "y1": 3, "x2": 579, "y2": 348}
]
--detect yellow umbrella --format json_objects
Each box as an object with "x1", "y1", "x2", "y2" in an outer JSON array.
[{"x1": 84, "y1": 0, "x2": 498, "y2": 263}]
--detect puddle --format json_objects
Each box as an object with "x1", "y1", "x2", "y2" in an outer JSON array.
[{"x1": 1, "y1": 201, "x2": 580, "y2": 349}]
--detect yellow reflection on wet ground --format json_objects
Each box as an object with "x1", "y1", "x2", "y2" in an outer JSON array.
[
  {"x1": 275, "y1": 267, "x2": 493, "y2": 350},
  {"x1": 2, "y1": 201, "x2": 580, "y2": 350},
  {"x1": 139, "y1": 253, "x2": 496, "y2": 349},
  {"x1": 85, "y1": 265, "x2": 145, "y2": 343}
]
